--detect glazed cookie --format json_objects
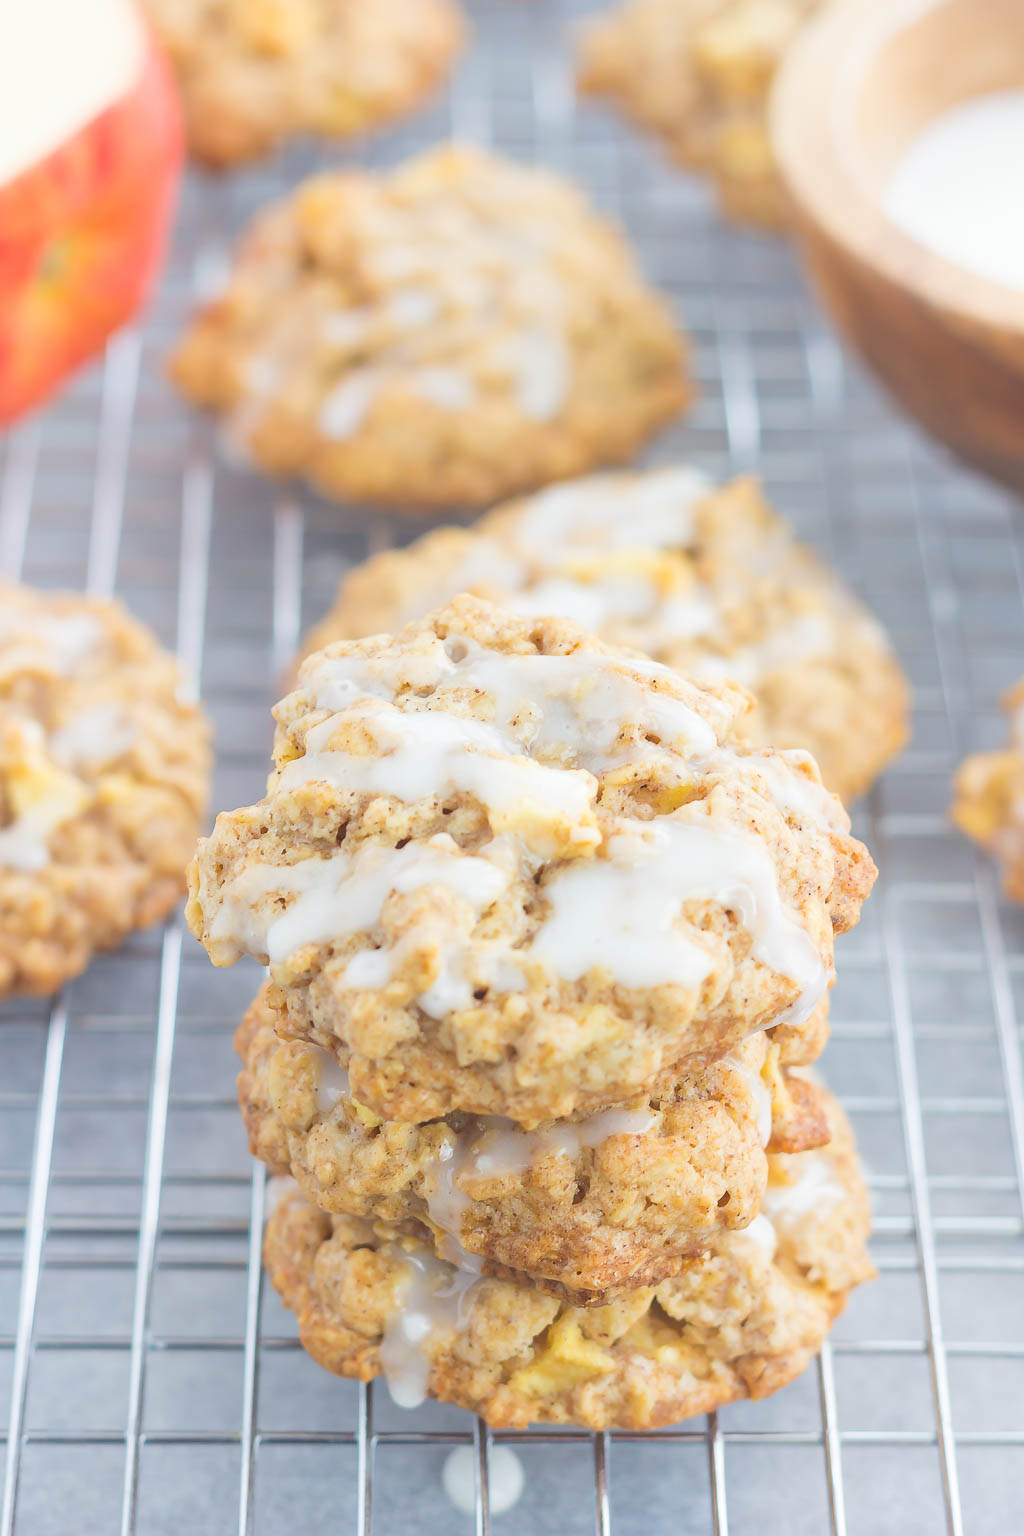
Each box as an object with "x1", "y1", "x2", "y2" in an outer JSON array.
[
  {"x1": 188, "y1": 597, "x2": 875, "y2": 1123},
  {"x1": 952, "y1": 678, "x2": 1024, "y2": 900},
  {"x1": 578, "y1": 0, "x2": 819, "y2": 229},
  {"x1": 170, "y1": 144, "x2": 691, "y2": 509},
  {"x1": 300, "y1": 469, "x2": 909, "y2": 803},
  {"x1": 0, "y1": 582, "x2": 210, "y2": 998},
  {"x1": 142, "y1": 0, "x2": 464, "y2": 168},
  {"x1": 238, "y1": 981, "x2": 829, "y2": 1304},
  {"x1": 264, "y1": 1091, "x2": 873, "y2": 1428}
]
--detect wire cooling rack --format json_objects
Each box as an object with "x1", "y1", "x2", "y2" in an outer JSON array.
[{"x1": 2, "y1": 2, "x2": 1024, "y2": 1532}]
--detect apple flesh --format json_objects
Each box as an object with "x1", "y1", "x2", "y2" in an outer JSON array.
[{"x1": 0, "y1": 0, "x2": 183, "y2": 423}]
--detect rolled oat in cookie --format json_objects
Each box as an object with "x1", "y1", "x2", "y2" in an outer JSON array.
[
  {"x1": 237, "y1": 979, "x2": 830, "y2": 1304},
  {"x1": 299, "y1": 468, "x2": 909, "y2": 803},
  {"x1": 189, "y1": 596, "x2": 875, "y2": 1123},
  {"x1": 263, "y1": 1090, "x2": 873, "y2": 1428},
  {"x1": 170, "y1": 144, "x2": 691, "y2": 509},
  {"x1": 0, "y1": 580, "x2": 210, "y2": 999}
]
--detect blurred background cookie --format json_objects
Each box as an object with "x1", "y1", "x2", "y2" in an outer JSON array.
[
  {"x1": 952, "y1": 678, "x2": 1024, "y2": 899},
  {"x1": 170, "y1": 145, "x2": 692, "y2": 508},
  {"x1": 142, "y1": 0, "x2": 464, "y2": 167},
  {"x1": 301, "y1": 467, "x2": 909, "y2": 802},
  {"x1": 0, "y1": 581, "x2": 210, "y2": 998},
  {"x1": 578, "y1": 0, "x2": 818, "y2": 228}
]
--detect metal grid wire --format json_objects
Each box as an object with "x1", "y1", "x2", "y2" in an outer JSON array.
[{"x1": 2, "y1": 2, "x2": 1024, "y2": 1531}]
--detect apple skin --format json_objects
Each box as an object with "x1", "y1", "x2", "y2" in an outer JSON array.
[{"x1": 0, "y1": 21, "x2": 183, "y2": 424}]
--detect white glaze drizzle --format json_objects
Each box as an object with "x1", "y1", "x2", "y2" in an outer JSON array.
[
  {"x1": 723, "y1": 1053, "x2": 772, "y2": 1146},
  {"x1": 691, "y1": 613, "x2": 835, "y2": 688},
  {"x1": 301, "y1": 641, "x2": 719, "y2": 774},
  {"x1": 532, "y1": 816, "x2": 825, "y2": 1013},
  {"x1": 208, "y1": 834, "x2": 510, "y2": 972},
  {"x1": 514, "y1": 326, "x2": 570, "y2": 421},
  {"x1": 514, "y1": 467, "x2": 710, "y2": 554},
  {"x1": 279, "y1": 699, "x2": 599, "y2": 836},
  {"x1": 379, "y1": 1244, "x2": 482, "y2": 1409},
  {"x1": 306, "y1": 1043, "x2": 350, "y2": 1114},
  {"x1": 0, "y1": 816, "x2": 54, "y2": 873},
  {"x1": 761, "y1": 1152, "x2": 844, "y2": 1231},
  {"x1": 318, "y1": 368, "x2": 382, "y2": 440},
  {"x1": 736, "y1": 1212, "x2": 777, "y2": 1258},
  {"x1": 0, "y1": 720, "x2": 87, "y2": 872},
  {"x1": 737, "y1": 750, "x2": 846, "y2": 834},
  {"x1": 412, "y1": 367, "x2": 476, "y2": 410},
  {"x1": 0, "y1": 610, "x2": 102, "y2": 677},
  {"x1": 263, "y1": 1175, "x2": 300, "y2": 1219},
  {"x1": 50, "y1": 705, "x2": 137, "y2": 769},
  {"x1": 421, "y1": 1103, "x2": 657, "y2": 1259}
]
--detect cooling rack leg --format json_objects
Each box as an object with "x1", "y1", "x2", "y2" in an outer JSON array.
[
  {"x1": 86, "y1": 329, "x2": 142, "y2": 600},
  {"x1": 0, "y1": 1004, "x2": 67, "y2": 1536},
  {"x1": 881, "y1": 884, "x2": 964, "y2": 1536},
  {"x1": 356, "y1": 1382, "x2": 374, "y2": 1536},
  {"x1": 706, "y1": 1411, "x2": 728, "y2": 1535},
  {"x1": 272, "y1": 498, "x2": 305, "y2": 676},
  {"x1": 0, "y1": 420, "x2": 40, "y2": 582},
  {"x1": 119, "y1": 925, "x2": 183, "y2": 1536},
  {"x1": 237, "y1": 1163, "x2": 267, "y2": 1536},
  {"x1": 472, "y1": 1417, "x2": 491, "y2": 1536},
  {"x1": 593, "y1": 1430, "x2": 611, "y2": 1536},
  {"x1": 817, "y1": 1341, "x2": 847, "y2": 1536}
]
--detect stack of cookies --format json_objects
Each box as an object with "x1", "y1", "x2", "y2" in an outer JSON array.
[{"x1": 187, "y1": 595, "x2": 876, "y2": 1429}]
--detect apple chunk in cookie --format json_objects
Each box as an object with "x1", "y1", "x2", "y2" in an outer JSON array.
[{"x1": 188, "y1": 597, "x2": 875, "y2": 1124}]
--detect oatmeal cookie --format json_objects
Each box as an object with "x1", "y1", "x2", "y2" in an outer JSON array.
[
  {"x1": 578, "y1": 0, "x2": 820, "y2": 229},
  {"x1": 264, "y1": 1090, "x2": 873, "y2": 1428},
  {"x1": 142, "y1": 0, "x2": 464, "y2": 168},
  {"x1": 169, "y1": 144, "x2": 691, "y2": 510},
  {"x1": 189, "y1": 597, "x2": 874, "y2": 1123},
  {"x1": 0, "y1": 581, "x2": 210, "y2": 998},
  {"x1": 238, "y1": 980, "x2": 829, "y2": 1304},
  {"x1": 952, "y1": 678, "x2": 1024, "y2": 900},
  {"x1": 300, "y1": 469, "x2": 909, "y2": 802}
]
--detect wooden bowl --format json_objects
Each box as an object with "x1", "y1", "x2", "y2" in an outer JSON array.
[{"x1": 772, "y1": 0, "x2": 1024, "y2": 492}]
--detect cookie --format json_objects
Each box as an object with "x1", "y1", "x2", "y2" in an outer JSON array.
[
  {"x1": 263, "y1": 1089, "x2": 873, "y2": 1428},
  {"x1": 170, "y1": 144, "x2": 691, "y2": 510},
  {"x1": 952, "y1": 678, "x2": 1024, "y2": 899},
  {"x1": 578, "y1": 0, "x2": 819, "y2": 229},
  {"x1": 142, "y1": 0, "x2": 464, "y2": 168},
  {"x1": 0, "y1": 581, "x2": 210, "y2": 998},
  {"x1": 188, "y1": 596, "x2": 875, "y2": 1123},
  {"x1": 238, "y1": 980, "x2": 829, "y2": 1304},
  {"x1": 300, "y1": 469, "x2": 909, "y2": 803}
]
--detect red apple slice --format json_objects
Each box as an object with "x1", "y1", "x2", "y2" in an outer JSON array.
[{"x1": 0, "y1": 0, "x2": 183, "y2": 423}]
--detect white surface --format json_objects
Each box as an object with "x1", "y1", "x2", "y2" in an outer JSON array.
[
  {"x1": 884, "y1": 90, "x2": 1024, "y2": 291},
  {"x1": 0, "y1": 0, "x2": 145, "y2": 183}
]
